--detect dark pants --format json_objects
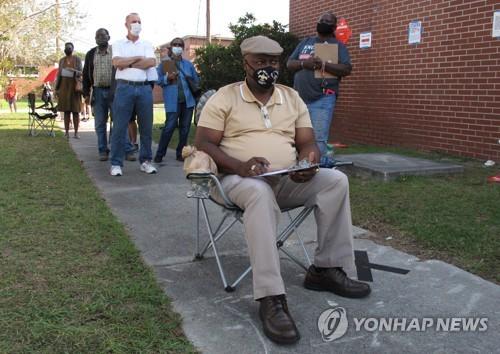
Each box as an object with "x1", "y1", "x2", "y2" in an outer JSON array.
[{"x1": 155, "y1": 102, "x2": 194, "y2": 159}]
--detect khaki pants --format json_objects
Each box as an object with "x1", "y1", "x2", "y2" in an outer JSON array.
[{"x1": 218, "y1": 169, "x2": 355, "y2": 300}]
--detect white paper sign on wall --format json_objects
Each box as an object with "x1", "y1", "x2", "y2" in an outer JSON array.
[
  {"x1": 359, "y1": 32, "x2": 372, "y2": 49},
  {"x1": 408, "y1": 20, "x2": 422, "y2": 44},
  {"x1": 493, "y1": 11, "x2": 500, "y2": 38}
]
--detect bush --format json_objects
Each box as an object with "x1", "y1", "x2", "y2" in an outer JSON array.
[{"x1": 194, "y1": 13, "x2": 299, "y2": 91}]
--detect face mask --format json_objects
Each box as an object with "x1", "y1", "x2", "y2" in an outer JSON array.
[
  {"x1": 96, "y1": 36, "x2": 109, "y2": 47},
  {"x1": 247, "y1": 62, "x2": 279, "y2": 89},
  {"x1": 317, "y1": 22, "x2": 334, "y2": 35},
  {"x1": 130, "y1": 22, "x2": 141, "y2": 36},
  {"x1": 64, "y1": 48, "x2": 73, "y2": 56},
  {"x1": 171, "y1": 46, "x2": 183, "y2": 56}
]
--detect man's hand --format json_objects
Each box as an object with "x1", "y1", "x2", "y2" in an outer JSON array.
[
  {"x1": 236, "y1": 157, "x2": 270, "y2": 177},
  {"x1": 289, "y1": 152, "x2": 319, "y2": 183},
  {"x1": 303, "y1": 56, "x2": 323, "y2": 70}
]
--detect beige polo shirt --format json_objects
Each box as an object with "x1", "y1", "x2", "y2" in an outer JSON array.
[{"x1": 198, "y1": 81, "x2": 312, "y2": 170}]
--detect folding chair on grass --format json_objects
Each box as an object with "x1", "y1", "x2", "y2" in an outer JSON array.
[
  {"x1": 27, "y1": 93, "x2": 57, "y2": 137},
  {"x1": 187, "y1": 172, "x2": 314, "y2": 292}
]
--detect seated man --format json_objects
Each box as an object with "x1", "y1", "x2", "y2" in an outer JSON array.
[{"x1": 195, "y1": 35, "x2": 370, "y2": 345}]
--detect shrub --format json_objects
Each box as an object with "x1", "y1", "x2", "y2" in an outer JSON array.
[{"x1": 194, "y1": 13, "x2": 299, "y2": 91}]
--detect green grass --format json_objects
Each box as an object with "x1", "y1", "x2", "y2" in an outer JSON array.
[
  {"x1": 0, "y1": 113, "x2": 196, "y2": 353},
  {"x1": 337, "y1": 144, "x2": 500, "y2": 283}
]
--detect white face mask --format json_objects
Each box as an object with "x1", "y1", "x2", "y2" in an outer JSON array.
[
  {"x1": 172, "y1": 46, "x2": 183, "y2": 56},
  {"x1": 130, "y1": 22, "x2": 141, "y2": 36}
]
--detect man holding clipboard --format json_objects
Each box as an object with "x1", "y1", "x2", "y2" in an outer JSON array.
[
  {"x1": 287, "y1": 12, "x2": 352, "y2": 168},
  {"x1": 195, "y1": 35, "x2": 370, "y2": 345}
]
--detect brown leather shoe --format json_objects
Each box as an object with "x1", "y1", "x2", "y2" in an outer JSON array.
[
  {"x1": 304, "y1": 265, "x2": 371, "y2": 298},
  {"x1": 259, "y1": 295, "x2": 300, "y2": 345}
]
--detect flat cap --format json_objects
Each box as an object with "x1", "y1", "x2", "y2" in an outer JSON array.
[{"x1": 240, "y1": 35, "x2": 283, "y2": 56}]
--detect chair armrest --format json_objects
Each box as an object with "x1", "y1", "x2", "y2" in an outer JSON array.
[{"x1": 186, "y1": 173, "x2": 238, "y2": 209}]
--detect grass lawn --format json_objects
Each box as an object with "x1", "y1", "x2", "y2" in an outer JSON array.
[
  {"x1": 0, "y1": 113, "x2": 196, "y2": 353},
  {"x1": 337, "y1": 144, "x2": 500, "y2": 284}
]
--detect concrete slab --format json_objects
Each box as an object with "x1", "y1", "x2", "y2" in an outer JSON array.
[
  {"x1": 68, "y1": 121, "x2": 499, "y2": 353},
  {"x1": 336, "y1": 153, "x2": 464, "y2": 181}
]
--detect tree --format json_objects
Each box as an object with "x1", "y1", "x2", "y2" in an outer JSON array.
[
  {"x1": 194, "y1": 13, "x2": 299, "y2": 91},
  {"x1": 0, "y1": 0, "x2": 83, "y2": 82}
]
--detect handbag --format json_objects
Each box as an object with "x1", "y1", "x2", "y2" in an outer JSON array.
[
  {"x1": 178, "y1": 66, "x2": 201, "y2": 99},
  {"x1": 75, "y1": 76, "x2": 83, "y2": 93}
]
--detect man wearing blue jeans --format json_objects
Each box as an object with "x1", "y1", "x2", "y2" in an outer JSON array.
[
  {"x1": 109, "y1": 12, "x2": 157, "y2": 176},
  {"x1": 82, "y1": 28, "x2": 137, "y2": 162},
  {"x1": 287, "y1": 12, "x2": 352, "y2": 167}
]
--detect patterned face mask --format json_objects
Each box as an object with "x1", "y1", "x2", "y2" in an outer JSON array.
[{"x1": 246, "y1": 62, "x2": 279, "y2": 89}]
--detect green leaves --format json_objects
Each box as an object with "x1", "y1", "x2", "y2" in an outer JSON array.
[{"x1": 194, "y1": 13, "x2": 299, "y2": 91}]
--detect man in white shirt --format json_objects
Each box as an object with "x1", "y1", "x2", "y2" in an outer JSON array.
[{"x1": 109, "y1": 12, "x2": 158, "y2": 176}]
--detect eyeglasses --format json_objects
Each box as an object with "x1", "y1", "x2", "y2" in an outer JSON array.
[{"x1": 171, "y1": 43, "x2": 183, "y2": 47}]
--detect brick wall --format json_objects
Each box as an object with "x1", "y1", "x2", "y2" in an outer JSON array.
[{"x1": 290, "y1": 0, "x2": 500, "y2": 161}]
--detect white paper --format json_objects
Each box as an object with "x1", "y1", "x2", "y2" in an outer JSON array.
[
  {"x1": 408, "y1": 21, "x2": 422, "y2": 44},
  {"x1": 493, "y1": 11, "x2": 500, "y2": 38},
  {"x1": 359, "y1": 32, "x2": 372, "y2": 49}
]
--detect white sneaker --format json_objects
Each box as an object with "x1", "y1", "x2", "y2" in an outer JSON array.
[
  {"x1": 140, "y1": 161, "x2": 157, "y2": 174},
  {"x1": 110, "y1": 165, "x2": 122, "y2": 176}
]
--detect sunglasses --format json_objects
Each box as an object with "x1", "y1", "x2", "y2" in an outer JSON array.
[{"x1": 171, "y1": 43, "x2": 183, "y2": 47}]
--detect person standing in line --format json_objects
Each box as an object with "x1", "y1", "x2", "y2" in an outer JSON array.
[
  {"x1": 154, "y1": 37, "x2": 199, "y2": 163},
  {"x1": 287, "y1": 12, "x2": 352, "y2": 167},
  {"x1": 83, "y1": 28, "x2": 137, "y2": 162},
  {"x1": 55, "y1": 42, "x2": 83, "y2": 139},
  {"x1": 4, "y1": 78, "x2": 18, "y2": 113},
  {"x1": 109, "y1": 12, "x2": 157, "y2": 176}
]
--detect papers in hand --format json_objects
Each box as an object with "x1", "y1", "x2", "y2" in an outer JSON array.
[
  {"x1": 257, "y1": 164, "x2": 320, "y2": 177},
  {"x1": 314, "y1": 43, "x2": 338, "y2": 79}
]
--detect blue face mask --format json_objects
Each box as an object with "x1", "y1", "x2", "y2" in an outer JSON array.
[{"x1": 172, "y1": 46, "x2": 183, "y2": 56}]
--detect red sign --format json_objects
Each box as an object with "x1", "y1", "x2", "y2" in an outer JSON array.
[{"x1": 335, "y1": 17, "x2": 352, "y2": 45}]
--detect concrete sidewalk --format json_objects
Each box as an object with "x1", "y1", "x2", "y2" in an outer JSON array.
[{"x1": 68, "y1": 120, "x2": 499, "y2": 354}]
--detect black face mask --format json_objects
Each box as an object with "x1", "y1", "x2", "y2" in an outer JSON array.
[
  {"x1": 64, "y1": 48, "x2": 73, "y2": 56},
  {"x1": 247, "y1": 62, "x2": 279, "y2": 89},
  {"x1": 317, "y1": 22, "x2": 334, "y2": 35}
]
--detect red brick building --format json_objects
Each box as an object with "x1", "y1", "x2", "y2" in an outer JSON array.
[{"x1": 290, "y1": 0, "x2": 500, "y2": 161}]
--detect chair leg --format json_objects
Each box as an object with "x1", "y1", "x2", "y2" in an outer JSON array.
[
  {"x1": 199, "y1": 199, "x2": 231, "y2": 290},
  {"x1": 194, "y1": 199, "x2": 202, "y2": 260},
  {"x1": 276, "y1": 207, "x2": 314, "y2": 270},
  {"x1": 287, "y1": 211, "x2": 312, "y2": 266}
]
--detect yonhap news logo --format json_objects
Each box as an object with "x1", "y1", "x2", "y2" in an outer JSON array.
[
  {"x1": 318, "y1": 307, "x2": 488, "y2": 342},
  {"x1": 317, "y1": 307, "x2": 349, "y2": 341}
]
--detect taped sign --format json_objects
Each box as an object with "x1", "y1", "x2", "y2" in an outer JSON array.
[{"x1": 335, "y1": 17, "x2": 352, "y2": 44}]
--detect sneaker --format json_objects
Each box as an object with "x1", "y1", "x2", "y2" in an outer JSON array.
[
  {"x1": 125, "y1": 152, "x2": 137, "y2": 161},
  {"x1": 99, "y1": 152, "x2": 109, "y2": 161},
  {"x1": 140, "y1": 161, "x2": 157, "y2": 174},
  {"x1": 110, "y1": 165, "x2": 122, "y2": 176}
]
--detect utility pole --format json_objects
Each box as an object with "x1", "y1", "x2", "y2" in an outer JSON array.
[
  {"x1": 55, "y1": 0, "x2": 60, "y2": 56},
  {"x1": 206, "y1": 0, "x2": 211, "y2": 44}
]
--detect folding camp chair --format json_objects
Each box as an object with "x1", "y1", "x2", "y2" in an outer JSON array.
[
  {"x1": 187, "y1": 172, "x2": 314, "y2": 292},
  {"x1": 27, "y1": 93, "x2": 57, "y2": 137}
]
